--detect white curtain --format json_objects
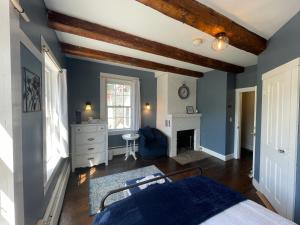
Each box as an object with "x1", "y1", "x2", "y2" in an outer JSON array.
[
  {"x1": 57, "y1": 69, "x2": 69, "y2": 158},
  {"x1": 132, "y1": 79, "x2": 141, "y2": 132},
  {"x1": 100, "y1": 76, "x2": 107, "y2": 119},
  {"x1": 45, "y1": 65, "x2": 68, "y2": 182}
]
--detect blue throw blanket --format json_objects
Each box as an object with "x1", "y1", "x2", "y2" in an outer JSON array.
[{"x1": 93, "y1": 176, "x2": 246, "y2": 225}]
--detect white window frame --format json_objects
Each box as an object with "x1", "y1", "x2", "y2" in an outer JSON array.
[
  {"x1": 42, "y1": 37, "x2": 62, "y2": 193},
  {"x1": 100, "y1": 73, "x2": 138, "y2": 136}
]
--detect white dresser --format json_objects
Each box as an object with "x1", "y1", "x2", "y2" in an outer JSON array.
[{"x1": 71, "y1": 122, "x2": 108, "y2": 172}]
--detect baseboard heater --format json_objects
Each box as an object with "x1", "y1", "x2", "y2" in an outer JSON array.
[{"x1": 37, "y1": 160, "x2": 70, "y2": 225}]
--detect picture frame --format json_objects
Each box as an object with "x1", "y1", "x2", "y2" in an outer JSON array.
[
  {"x1": 186, "y1": 106, "x2": 194, "y2": 114},
  {"x1": 23, "y1": 68, "x2": 41, "y2": 112}
]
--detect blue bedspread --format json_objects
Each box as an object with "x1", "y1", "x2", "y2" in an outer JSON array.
[{"x1": 93, "y1": 176, "x2": 246, "y2": 225}]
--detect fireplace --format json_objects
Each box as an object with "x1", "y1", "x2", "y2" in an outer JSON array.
[
  {"x1": 163, "y1": 113, "x2": 201, "y2": 157},
  {"x1": 177, "y1": 130, "x2": 194, "y2": 153}
]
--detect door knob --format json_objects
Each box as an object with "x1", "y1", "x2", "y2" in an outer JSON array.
[{"x1": 278, "y1": 149, "x2": 285, "y2": 153}]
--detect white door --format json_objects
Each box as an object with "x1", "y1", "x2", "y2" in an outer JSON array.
[{"x1": 260, "y1": 61, "x2": 299, "y2": 220}]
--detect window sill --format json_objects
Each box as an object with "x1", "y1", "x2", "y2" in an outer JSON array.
[
  {"x1": 44, "y1": 158, "x2": 63, "y2": 195},
  {"x1": 108, "y1": 129, "x2": 133, "y2": 136}
]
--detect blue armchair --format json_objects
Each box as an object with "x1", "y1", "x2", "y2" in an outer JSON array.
[{"x1": 138, "y1": 127, "x2": 168, "y2": 159}]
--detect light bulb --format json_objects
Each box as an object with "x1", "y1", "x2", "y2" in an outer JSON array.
[
  {"x1": 212, "y1": 32, "x2": 229, "y2": 51},
  {"x1": 85, "y1": 102, "x2": 92, "y2": 111},
  {"x1": 145, "y1": 103, "x2": 150, "y2": 110}
]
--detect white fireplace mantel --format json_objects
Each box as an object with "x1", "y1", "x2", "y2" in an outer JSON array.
[
  {"x1": 170, "y1": 113, "x2": 202, "y2": 118},
  {"x1": 167, "y1": 113, "x2": 201, "y2": 157}
]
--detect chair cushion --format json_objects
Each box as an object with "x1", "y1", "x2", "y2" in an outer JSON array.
[{"x1": 141, "y1": 126, "x2": 154, "y2": 141}]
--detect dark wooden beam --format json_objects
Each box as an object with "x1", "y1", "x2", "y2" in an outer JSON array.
[
  {"x1": 61, "y1": 43, "x2": 204, "y2": 77},
  {"x1": 48, "y1": 11, "x2": 244, "y2": 73},
  {"x1": 136, "y1": 0, "x2": 267, "y2": 55}
]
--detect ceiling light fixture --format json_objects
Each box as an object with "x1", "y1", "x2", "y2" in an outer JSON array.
[
  {"x1": 212, "y1": 32, "x2": 229, "y2": 51},
  {"x1": 192, "y1": 38, "x2": 204, "y2": 46}
]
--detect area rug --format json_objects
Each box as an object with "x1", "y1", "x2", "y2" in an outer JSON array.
[
  {"x1": 172, "y1": 151, "x2": 210, "y2": 165},
  {"x1": 88, "y1": 165, "x2": 164, "y2": 215}
]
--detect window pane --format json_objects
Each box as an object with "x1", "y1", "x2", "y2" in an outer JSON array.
[
  {"x1": 107, "y1": 83, "x2": 115, "y2": 95},
  {"x1": 115, "y1": 117, "x2": 124, "y2": 129},
  {"x1": 108, "y1": 118, "x2": 115, "y2": 129},
  {"x1": 106, "y1": 81, "x2": 133, "y2": 131},
  {"x1": 124, "y1": 95, "x2": 130, "y2": 106},
  {"x1": 115, "y1": 95, "x2": 123, "y2": 106},
  {"x1": 107, "y1": 94, "x2": 115, "y2": 106},
  {"x1": 115, "y1": 84, "x2": 124, "y2": 95},
  {"x1": 116, "y1": 108, "x2": 124, "y2": 117},
  {"x1": 124, "y1": 85, "x2": 131, "y2": 96},
  {"x1": 124, "y1": 108, "x2": 131, "y2": 118},
  {"x1": 124, "y1": 117, "x2": 131, "y2": 128},
  {"x1": 107, "y1": 107, "x2": 115, "y2": 119}
]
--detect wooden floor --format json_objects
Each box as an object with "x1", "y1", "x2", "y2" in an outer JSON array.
[{"x1": 59, "y1": 153, "x2": 263, "y2": 225}]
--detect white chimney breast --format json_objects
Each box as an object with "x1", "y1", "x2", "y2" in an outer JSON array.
[{"x1": 156, "y1": 72, "x2": 201, "y2": 157}]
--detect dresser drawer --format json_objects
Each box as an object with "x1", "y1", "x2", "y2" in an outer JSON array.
[
  {"x1": 74, "y1": 125, "x2": 106, "y2": 133},
  {"x1": 76, "y1": 132, "x2": 105, "y2": 145},
  {"x1": 74, "y1": 144, "x2": 105, "y2": 155},
  {"x1": 73, "y1": 152, "x2": 106, "y2": 168}
]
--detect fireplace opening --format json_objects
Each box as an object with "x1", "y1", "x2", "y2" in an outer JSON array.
[{"x1": 177, "y1": 129, "x2": 194, "y2": 153}]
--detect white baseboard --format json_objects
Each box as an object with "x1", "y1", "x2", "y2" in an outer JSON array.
[
  {"x1": 110, "y1": 146, "x2": 127, "y2": 156},
  {"x1": 225, "y1": 153, "x2": 234, "y2": 161},
  {"x1": 201, "y1": 146, "x2": 234, "y2": 161},
  {"x1": 37, "y1": 160, "x2": 70, "y2": 225},
  {"x1": 109, "y1": 145, "x2": 138, "y2": 158}
]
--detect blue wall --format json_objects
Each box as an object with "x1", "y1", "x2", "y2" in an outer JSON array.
[
  {"x1": 66, "y1": 57, "x2": 157, "y2": 148},
  {"x1": 197, "y1": 70, "x2": 228, "y2": 155},
  {"x1": 21, "y1": 44, "x2": 65, "y2": 225},
  {"x1": 197, "y1": 70, "x2": 236, "y2": 156},
  {"x1": 19, "y1": 1, "x2": 66, "y2": 224},
  {"x1": 253, "y1": 11, "x2": 300, "y2": 222},
  {"x1": 20, "y1": 0, "x2": 65, "y2": 66},
  {"x1": 235, "y1": 65, "x2": 257, "y2": 89},
  {"x1": 21, "y1": 44, "x2": 43, "y2": 225}
]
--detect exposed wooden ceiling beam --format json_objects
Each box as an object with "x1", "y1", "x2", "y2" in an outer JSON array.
[
  {"x1": 136, "y1": 0, "x2": 267, "y2": 55},
  {"x1": 48, "y1": 11, "x2": 244, "y2": 73},
  {"x1": 61, "y1": 43, "x2": 204, "y2": 77}
]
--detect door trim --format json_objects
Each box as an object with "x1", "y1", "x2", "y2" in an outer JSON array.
[
  {"x1": 234, "y1": 86, "x2": 257, "y2": 176},
  {"x1": 259, "y1": 58, "x2": 300, "y2": 220}
]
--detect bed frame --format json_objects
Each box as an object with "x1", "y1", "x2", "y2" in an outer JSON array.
[{"x1": 99, "y1": 166, "x2": 203, "y2": 211}]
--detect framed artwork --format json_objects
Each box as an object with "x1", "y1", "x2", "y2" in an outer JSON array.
[
  {"x1": 186, "y1": 106, "x2": 194, "y2": 114},
  {"x1": 23, "y1": 68, "x2": 41, "y2": 112}
]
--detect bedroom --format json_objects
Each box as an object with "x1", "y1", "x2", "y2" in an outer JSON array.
[{"x1": 1, "y1": 0, "x2": 300, "y2": 225}]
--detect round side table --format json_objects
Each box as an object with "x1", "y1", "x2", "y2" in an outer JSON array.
[{"x1": 122, "y1": 133, "x2": 140, "y2": 160}]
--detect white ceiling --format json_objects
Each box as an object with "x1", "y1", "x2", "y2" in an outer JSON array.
[
  {"x1": 197, "y1": 0, "x2": 300, "y2": 39},
  {"x1": 44, "y1": 0, "x2": 300, "y2": 73}
]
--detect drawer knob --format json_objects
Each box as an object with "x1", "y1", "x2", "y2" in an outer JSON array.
[
  {"x1": 88, "y1": 148, "x2": 95, "y2": 151},
  {"x1": 88, "y1": 157, "x2": 94, "y2": 160},
  {"x1": 88, "y1": 138, "x2": 95, "y2": 141}
]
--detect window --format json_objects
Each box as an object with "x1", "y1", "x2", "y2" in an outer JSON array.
[
  {"x1": 100, "y1": 73, "x2": 141, "y2": 135},
  {"x1": 44, "y1": 53, "x2": 61, "y2": 186},
  {"x1": 107, "y1": 81, "x2": 132, "y2": 130}
]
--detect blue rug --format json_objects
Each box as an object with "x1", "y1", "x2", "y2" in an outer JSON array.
[{"x1": 88, "y1": 165, "x2": 164, "y2": 215}]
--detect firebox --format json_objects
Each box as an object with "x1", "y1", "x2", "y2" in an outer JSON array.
[{"x1": 177, "y1": 129, "x2": 194, "y2": 153}]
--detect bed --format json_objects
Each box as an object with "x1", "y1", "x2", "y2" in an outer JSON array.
[{"x1": 93, "y1": 167, "x2": 296, "y2": 225}]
